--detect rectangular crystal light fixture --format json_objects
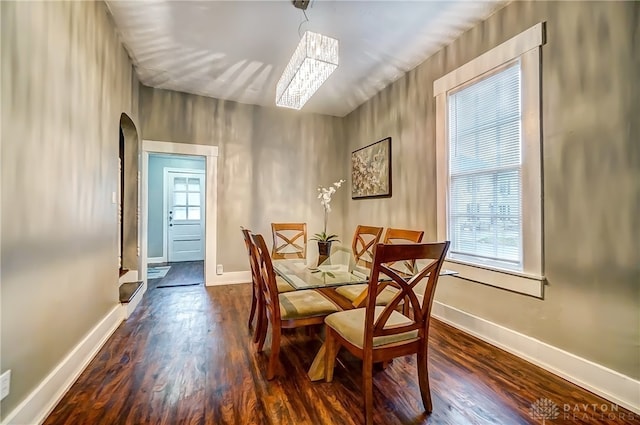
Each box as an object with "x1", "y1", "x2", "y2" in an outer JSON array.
[{"x1": 276, "y1": 31, "x2": 338, "y2": 110}]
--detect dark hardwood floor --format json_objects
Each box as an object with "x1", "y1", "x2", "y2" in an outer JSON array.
[{"x1": 45, "y1": 269, "x2": 638, "y2": 424}]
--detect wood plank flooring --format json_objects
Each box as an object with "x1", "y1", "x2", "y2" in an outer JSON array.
[{"x1": 45, "y1": 267, "x2": 639, "y2": 424}]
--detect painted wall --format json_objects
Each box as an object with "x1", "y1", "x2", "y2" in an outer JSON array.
[
  {"x1": 1, "y1": 0, "x2": 139, "y2": 419},
  {"x1": 140, "y1": 87, "x2": 347, "y2": 272},
  {"x1": 344, "y1": 1, "x2": 639, "y2": 379},
  {"x1": 147, "y1": 154, "x2": 205, "y2": 259}
]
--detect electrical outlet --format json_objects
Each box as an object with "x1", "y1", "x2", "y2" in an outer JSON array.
[
  {"x1": 216, "y1": 264, "x2": 224, "y2": 275},
  {"x1": 1, "y1": 370, "x2": 11, "y2": 400}
]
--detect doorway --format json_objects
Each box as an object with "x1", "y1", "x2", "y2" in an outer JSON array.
[
  {"x1": 118, "y1": 114, "x2": 140, "y2": 277},
  {"x1": 141, "y1": 141, "x2": 218, "y2": 288},
  {"x1": 146, "y1": 154, "x2": 205, "y2": 285}
]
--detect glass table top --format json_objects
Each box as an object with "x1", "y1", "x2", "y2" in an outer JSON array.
[{"x1": 273, "y1": 245, "x2": 457, "y2": 290}]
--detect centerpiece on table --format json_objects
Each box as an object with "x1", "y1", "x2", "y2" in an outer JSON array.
[{"x1": 312, "y1": 179, "x2": 346, "y2": 266}]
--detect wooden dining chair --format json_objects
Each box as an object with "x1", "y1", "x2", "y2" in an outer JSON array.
[
  {"x1": 336, "y1": 225, "x2": 396, "y2": 306},
  {"x1": 241, "y1": 228, "x2": 294, "y2": 343},
  {"x1": 382, "y1": 228, "x2": 424, "y2": 244},
  {"x1": 241, "y1": 227, "x2": 261, "y2": 332},
  {"x1": 324, "y1": 241, "x2": 450, "y2": 424},
  {"x1": 251, "y1": 233, "x2": 340, "y2": 380},
  {"x1": 351, "y1": 225, "x2": 384, "y2": 270},
  {"x1": 382, "y1": 227, "x2": 425, "y2": 276},
  {"x1": 337, "y1": 227, "x2": 426, "y2": 306},
  {"x1": 271, "y1": 223, "x2": 307, "y2": 260}
]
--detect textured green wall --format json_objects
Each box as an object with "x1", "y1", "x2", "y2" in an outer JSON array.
[
  {"x1": 344, "y1": 1, "x2": 639, "y2": 379},
  {"x1": 1, "y1": 0, "x2": 140, "y2": 418},
  {"x1": 140, "y1": 86, "x2": 348, "y2": 272}
]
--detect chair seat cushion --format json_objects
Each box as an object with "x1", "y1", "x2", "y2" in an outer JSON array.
[
  {"x1": 276, "y1": 276, "x2": 295, "y2": 293},
  {"x1": 335, "y1": 284, "x2": 400, "y2": 306},
  {"x1": 279, "y1": 290, "x2": 339, "y2": 320},
  {"x1": 325, "y1": 307, "x2": 417, "y2": 349}
]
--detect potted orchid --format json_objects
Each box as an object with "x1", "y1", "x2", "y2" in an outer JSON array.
[{"x1": 312, "y1": 179, "x2": 346, "y2": 262}]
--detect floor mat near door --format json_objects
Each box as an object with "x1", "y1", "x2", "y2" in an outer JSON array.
[
  {"x1": 147, "y1": 266, "x2": 171, "y2": 279},
  {"x1": 149, "y1": 261, "x2": 204, "y2": 289}
]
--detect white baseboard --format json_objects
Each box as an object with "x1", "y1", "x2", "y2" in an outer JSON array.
[
  {"x1": 2, "y1": 305, "x2": 124, "y2": 425},
  {"x1": 124, "y1": 281, "x2": 147, "y2": 319},
  {"x1": 147, "y1": 257, "x2": 165, "y2": 265},
  {"x1": 118, "y1": 269, "x2": 138, "y2": 284},
  {"x1": 206, "y1": 270, "x2": 251, "y2": 286},
  {"x1": 431, "y1": 301, "x2": 640, "y2": 414}
]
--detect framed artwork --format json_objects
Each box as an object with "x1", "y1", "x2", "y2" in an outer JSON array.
[{"x1": 351, "y1": 137, "x2": 392, "y2": 199}]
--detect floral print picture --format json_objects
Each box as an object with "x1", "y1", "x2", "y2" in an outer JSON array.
[{"x1": 351, "y1": 137, "x2": 392, "y2": 199}]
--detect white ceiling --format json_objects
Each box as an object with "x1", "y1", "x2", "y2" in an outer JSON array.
[{"x1": 106, "y1": 0, "x2": 505, "y2": 117}]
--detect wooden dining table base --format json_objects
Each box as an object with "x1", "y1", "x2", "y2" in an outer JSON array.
[
  {"x1": 308, "y1": 288, "x2": 355, "y2": 381},
  {"x1": 307, "y1": 342, "x2": 328, "y2": 381}
]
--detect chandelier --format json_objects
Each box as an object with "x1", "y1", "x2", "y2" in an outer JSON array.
[{"x1": 275, "y1": 30, "x2": 339, "y2": 110}]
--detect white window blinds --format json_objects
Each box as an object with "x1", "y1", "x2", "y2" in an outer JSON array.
[{"x1": 447, "y1": 62, "x2": 522, "y2": 270}]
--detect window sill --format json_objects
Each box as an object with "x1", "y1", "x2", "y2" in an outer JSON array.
[{"x1": 444, "y1": 258, "x2": 545, "y2": 298}]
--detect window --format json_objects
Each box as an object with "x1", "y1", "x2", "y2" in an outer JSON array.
[
  {"x1": 172, "y1": 177, "x2": 201, "y2": 221},
  {"x1": 448, "y1": 63, "x2": 522, "y2": 270},
  {"x1": 434, "y1": 23, "x2": 545, "y2": 297}
]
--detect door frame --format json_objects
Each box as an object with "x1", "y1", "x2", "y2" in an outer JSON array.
[
  {"x1": 163, "y1": 167, "x2": 205, "y2": 263},
  {"x1": 141, "y1": 140, "x2": 218, "y2": 286}
]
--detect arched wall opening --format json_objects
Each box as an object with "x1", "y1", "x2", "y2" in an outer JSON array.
[{"x1": 119, "y1": 113, "x2": 140, "y2": 272}]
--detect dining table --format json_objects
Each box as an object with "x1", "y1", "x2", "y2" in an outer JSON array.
[{"x1": 272, "y1": 245, "x2": 458, "y2": 381}]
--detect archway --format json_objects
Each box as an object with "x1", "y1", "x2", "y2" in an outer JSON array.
[{"x1": 118, "y1": 113, "x2": 140, "y2": 276}]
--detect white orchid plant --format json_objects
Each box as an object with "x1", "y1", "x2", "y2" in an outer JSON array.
[{"x1": 312, "y1": 179, "x2": 346, "y2": 243}]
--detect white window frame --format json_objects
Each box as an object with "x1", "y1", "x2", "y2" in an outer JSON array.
[{"x1": 434, "y1": 23, "x2": 545, "y2": 298}]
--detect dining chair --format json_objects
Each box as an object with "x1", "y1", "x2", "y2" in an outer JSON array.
[
  {"x1": 251, "y1": 232, "x2": 340, "y2": 380},
  {"x1": 351, "y1": 225, "x2": 384, "y2": 270},
  {"x1": 337, "y1": 227, "x2": 425, "y2": 306},
  {"x1": 382, "y1": 228, "x2": 425, "y2": 244},
  {"x1": 241, "y1": 228, "x2": 294, "y2": 343},
  {"x1": 324, "y1": 241, "x2": 450, "y2": 424},
  {"x1": 382, "y1": 227, "x2": 425, "y2": 276},
  {"x1": 271, "y1": 223, "x2": 307, "y2": 260}
]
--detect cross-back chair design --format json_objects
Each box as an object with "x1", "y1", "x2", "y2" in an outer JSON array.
[
  {"x1": 251, "y1": 233, "x2": 339, "y2": 380},
  {"x1": 324, "y1": 241, "x2": 450, "y2": 424},
  {"x1": 382, "y1": 227, "x2": 425, "y2": 276},
  {"x1": 271, "y1": 222, "x2": 307, "y2": 260},
  {"x1": 351, "y1": 225, "x2": 384, "y2": 270},
  {"x1": 338, "y1": 226, "x2": 426, "y2": 307},
  {"x1": 241, "y1": 228, "x2": 295, "y2": 344},
  {"x1": 337, "y1": 225, "x2": 394, "y2": 306}
]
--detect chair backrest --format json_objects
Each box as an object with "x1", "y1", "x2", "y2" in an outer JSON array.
[
  {"x1": 271, "y1": 223, "x2": 307, "y2": 259},
  {"x1": 382, "y1": 228, "x2": 425, "y2": 275},
  {"x1": 382, "y1": 228, "x2": 424, "y2": 244},
  {"x1": 364, "y1": 242, "x2": 450, "y2": 348},
  {"x1": 241, "y1": 227, "x2": 260, "y2": 291},
  {"x1": 351, "y1": 225, "x2": 384, "y2": 270},
  {"x1": 251, "y1": 233, "x2": 282, "y2": 323}
]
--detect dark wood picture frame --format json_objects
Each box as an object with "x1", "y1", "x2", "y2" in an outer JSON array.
[{"x1": 351, "y1": 137, "x2": 392, "y2": 199}]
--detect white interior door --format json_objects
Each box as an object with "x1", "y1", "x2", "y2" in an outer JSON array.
[{"x1": 167, "y1": 171, "x2": 205, "y2": 262}]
